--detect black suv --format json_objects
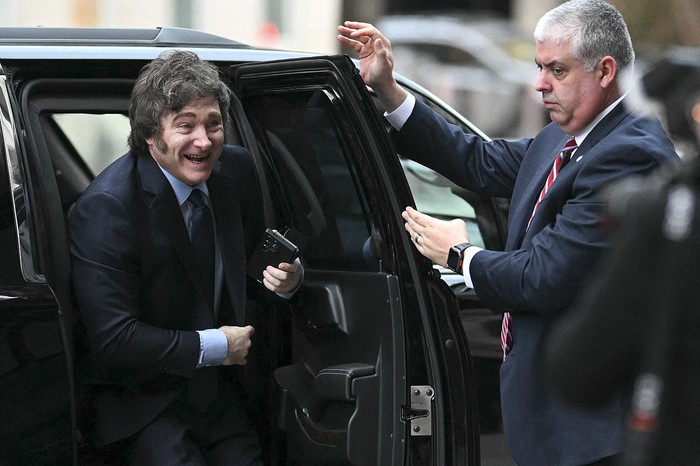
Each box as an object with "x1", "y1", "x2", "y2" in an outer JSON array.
[{"x1": 0, "y1": 27, "x2": 508, "y2": 465}]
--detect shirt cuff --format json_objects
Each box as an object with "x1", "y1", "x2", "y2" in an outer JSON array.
[
  {"x1": 196, "y1": 328, "x2": 228, "y2": 368},
  {"x1": 384, "y1": 93, "x2": 416, "y2": 131},
  {"x1": 462, "y1": 246, "x2": 483, "y2": 289}
]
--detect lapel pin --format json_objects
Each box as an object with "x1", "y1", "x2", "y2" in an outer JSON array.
[{"x1": 575, "y1": 155, "x2": 583, "y2": 163}]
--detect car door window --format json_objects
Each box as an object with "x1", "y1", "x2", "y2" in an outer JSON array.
[
  {"x1": 242, "y1": 88, "x2": 377, "y2": 271},
  {"x1": 52, "y1": 113, "x2": 129, "y2": 175},
  {"x1": 402, "y1": 158, "x2": 485, "y2": 248}
]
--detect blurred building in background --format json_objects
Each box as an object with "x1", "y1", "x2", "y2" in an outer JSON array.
[
  {"x1": 0, "y1": 0, "x2": 561, "y2": 51},
  {"x1": 0, "y1": 0, "x2": 696, "y2": 148},
  {"x1": 0, "y1": 0, "x2": 344, "y2": 54}
]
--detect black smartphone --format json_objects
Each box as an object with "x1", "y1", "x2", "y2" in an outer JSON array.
[{"x1": 247, "y1": 228, "x2": 300, "y2": 283}]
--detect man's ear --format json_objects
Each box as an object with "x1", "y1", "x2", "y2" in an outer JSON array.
[{"x1": 599, "y1": 56, "x2": 617, "y2": 89}]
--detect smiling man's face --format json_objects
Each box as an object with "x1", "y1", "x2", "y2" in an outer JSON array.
[{"x1": 147, "y1": 96, "x2": 224, "y2": 186}]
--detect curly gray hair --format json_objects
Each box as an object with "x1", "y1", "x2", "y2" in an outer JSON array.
[{"x1": 128, "y1": 50, "x2": 231, "y2": 156}]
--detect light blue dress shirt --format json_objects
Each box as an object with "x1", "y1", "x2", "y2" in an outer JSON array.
[{"x1": 159, "y1": 167, "x2": 228, "y2": 368}]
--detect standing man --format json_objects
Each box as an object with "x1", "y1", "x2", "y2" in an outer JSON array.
[
  {"x1": 70, "y1": 50, "x2": 302, "y2": 465},
  {"x1": 339, "y1": 1, "x2": 678, "y2": 464}
]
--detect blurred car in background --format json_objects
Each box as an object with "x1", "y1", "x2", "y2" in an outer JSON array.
[
  {"x1": 642, "y1": 45, "x2": 700, "y2": 157},
  {"x1": 378, "y1": 13, "x2": 547, "y2": 139}
]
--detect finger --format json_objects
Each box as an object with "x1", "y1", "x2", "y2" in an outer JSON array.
[
  {"x1": 403, "y1": 211, "x2": 424, "y2": 237},
  {"x1": 403, "y1": 217, "x2": 416, "y2": 238},
  {"x1": 341, "y1": 21, "x2": 376, "y2": 38},
  {"x1": 404, "y1": 222, "x2": 425, "y2": 250},
  {"x1": 343, "y1": 20, "x2": 373, "y2": 28},
  {"x1": 403, "y1": 208, "x2": 421, "y2": 230},
  {"x1": 337, "y1": 34, "x2": 362, "y2": 51},
  {"x1": 275, "y1": 261, "x2": 300, "y2": 273},
  {"x1": 337, "y1": 23, "x2": 374, "y2": 41},
  {"x1": 265, "y1": 265, "x2": 289, "y2": 281},
  {"x1": 337, "y1": 23, "x2": 367, "y2": 36},
  {"x1": 404, "y1": 206, "x2": 429, "y2": 225},
  {"x1": 404, "y1": 222, "x2": 413, "y2": 237},
  {"x1": 262, "y1": 272, "x2": 281, "y2": 289}
]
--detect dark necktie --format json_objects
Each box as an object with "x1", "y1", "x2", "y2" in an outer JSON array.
[
  {"x1": 187, "y1": 188, "x2": 217, "y2": 411},
  {"x1": 188, "y1": 188, "x2": 215, "y2": 302},
  {"x1": 501, "y1": 138, "x2": 578, "y2": 360}
]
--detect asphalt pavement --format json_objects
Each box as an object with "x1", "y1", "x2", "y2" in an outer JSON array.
[{"x1": 481, "y1": 432, "x2": 516, "y2": 466}]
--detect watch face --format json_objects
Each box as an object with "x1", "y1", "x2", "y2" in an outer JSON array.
[
  {"x1": 447, "y1": 246, "x2": 462, "y2": 272},
  {"x1": 447, "y1": 243, "x2": 470, "y2": 273}
]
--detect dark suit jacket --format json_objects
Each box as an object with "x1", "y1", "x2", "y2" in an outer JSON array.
[
  {"x1": 69, "y1": 145, "x2": 263, "y2": 446},
  {"x1": 543, "y1": 164, "x2": 700, "y2": 465},
  {"x1": 395, "y1": 100, "x2": 679, "y2": 465}
]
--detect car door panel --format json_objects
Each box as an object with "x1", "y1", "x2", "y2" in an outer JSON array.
[
  {"x1": 275, "y1": 271, "x2": 402, "y2": 465},
  {"x1": 229, "y1": 55, "x2": 478, "y2": 465},
  {"x1": 0, "y1": 75, "x2": 76, "y2": 465}
]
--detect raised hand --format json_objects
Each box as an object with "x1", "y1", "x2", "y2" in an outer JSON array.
[{"x1": 337, "y1": 21, "x2": 408, "y2": 112}]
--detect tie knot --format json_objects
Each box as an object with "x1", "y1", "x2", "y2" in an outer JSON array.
[
  {"x1": 188, "y1": 188, "x2": 207, "y2": 208},
  {"x1": 563, "y1": 138, "x2": 578, "y2": 153},
  {"x1": 559, "y1": 139, "x2": 578, "y2": 164}
]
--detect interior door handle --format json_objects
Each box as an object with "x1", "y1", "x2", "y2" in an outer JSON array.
[{"x1": 308, "y1": 363, "x2": 375, "y2": 419}]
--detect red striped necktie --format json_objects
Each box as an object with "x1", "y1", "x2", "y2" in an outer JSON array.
[{"x1": 501, "y1": 138, "x2": 578, "y2": 360}]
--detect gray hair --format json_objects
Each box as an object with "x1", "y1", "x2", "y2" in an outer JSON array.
[
  {"x1": 534, "y1": 0, "x2": 635, "y2": 73},
  {"x1": 128, "y1": 50, "x2": 231, "y2": 156}
]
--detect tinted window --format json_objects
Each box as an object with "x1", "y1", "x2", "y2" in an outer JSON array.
[
  {"x1": 243, "y1": 89, "x2": 376, "y2": 271},
  {"x1": 0, "y1": 83, "x2": 39, "y2": 283},
  {"x1": 0, "y1": 111, "x2": 24, "y2": 285}
]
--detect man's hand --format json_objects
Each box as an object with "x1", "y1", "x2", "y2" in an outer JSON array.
[
  {"x1": 403, "y1": 207, "x2": 469, "y2": 266},
  {"x1": 219, "y1": 325, "x2": 254, "y2": 366},
  {"x1": 262, "y1": 258, "x2": 303, "y2": 294},
  {"x1": 337, "y1": 21, "x2": 409, "y2": 112}
]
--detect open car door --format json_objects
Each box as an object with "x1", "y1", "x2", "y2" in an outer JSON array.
[{"x1": 227, "y1": 55, "x2": 479, "y2": 465}]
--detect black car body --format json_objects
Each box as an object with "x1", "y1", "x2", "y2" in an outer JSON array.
[{"x1": 0, "y1": 27, "x2": 508, "y2": 465}]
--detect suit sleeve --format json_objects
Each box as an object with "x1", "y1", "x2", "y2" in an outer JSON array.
[
  {"x1": 472, "y1": 140, "x2": 672, "y2": 314},
  {"x1": 397, "y1": 101, "x2": 677, "y2": 314},
  {"x1": 395, "y1": 99, "x2": 531, "y2": 199},
  {"x1": 70, "y1": 190, "x2": 200, "y2": 378}
]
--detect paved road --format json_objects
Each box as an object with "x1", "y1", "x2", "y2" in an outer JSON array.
[{"x1": 481, "y1": 432, "x2": 516, "y2": 466}]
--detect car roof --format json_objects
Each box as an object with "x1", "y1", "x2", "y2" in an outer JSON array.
[
  {"x1": 0, "y1": 26, "x2": 248, "y2": 47},
  {"x1": 0, "y1": 26, "x2": 311, "y2": 62}
]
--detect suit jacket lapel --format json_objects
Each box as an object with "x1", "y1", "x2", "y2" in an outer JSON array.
[
  {"x1": 137, "y1": 155, "x2": 216, "y2": 311},
  {"x1": 577, "y1": 101, "x2": 629, "y2": 155},
  {"x1": 509, "y1": 102, "x2": 631, "y2": 248},
  {"x1": 508, "y1": 136, "x2": 569, "y2": 248}
]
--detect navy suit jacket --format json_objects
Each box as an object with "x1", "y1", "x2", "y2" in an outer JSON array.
[
  {"x1": 395, "y1": 100, "x2": 679, "y2": 465},
  {"x1": 70, "y1": 145, "x2": 263, "y2": 446}
]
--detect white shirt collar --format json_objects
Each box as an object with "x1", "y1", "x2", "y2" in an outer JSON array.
[{"x1": 571, "y1": 91, "x2": 628, "y2": 146}]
